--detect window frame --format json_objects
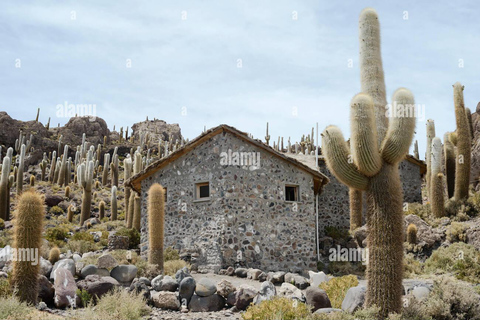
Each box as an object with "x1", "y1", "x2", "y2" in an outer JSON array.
[
  {"x1": 194, "y1": 181, "x2": 211, "y2": 202},
  {"x1": 285, "y1": 184, "x2": 300, "y2": 202}
]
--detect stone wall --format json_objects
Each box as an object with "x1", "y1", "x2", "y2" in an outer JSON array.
[{"x1": 140, "y1": 132, "x2": 319, "y2": 273}]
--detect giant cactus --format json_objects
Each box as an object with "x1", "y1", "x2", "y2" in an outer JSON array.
[
  {"x1": 425, "y1": 119, "x2": 436, "y2": 201},
  {"x1": 430, "y1": 137, "x2": 445, "y2": 217},
  {"x1": 57, "y1": 145, "x2": 69, "y2": 186},
  {"x1": 453, "y1": 82, "x2": 471, "y2": 201},
  {"x1": 11, "y1": 190, "x2": 44, "y2": 304},
  {"x1": 349, "y1": 189, "x2": 363, "y2": 231},
  {"x1": 148, "y1": 183, "x2": 165, "y2": 271},
  {"x1": 443, "y1": 132, "x2": 456, "y2": 199},
  {"x1": 124, "y1": 156, "x2": 133, "y2": 226},
  {"x1": 110, "y1": 186, "x2": 118, "y2": 221},
  {"x1": 78, "y1": 160, "x2": 94, "y2": 226},
  {"x1": 0, "y1": 154, "x2": 11, "y2": 221},
  {"x1": 322, "y1": 89, "x2": 416, "y2": 317},
  {"x1": 16, "y1": 144, "x2": 25, "y2": 195}
]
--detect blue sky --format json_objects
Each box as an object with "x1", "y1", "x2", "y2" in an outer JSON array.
[{"x1": 1, "y1": 0, "x2": 479, "y2": 160}]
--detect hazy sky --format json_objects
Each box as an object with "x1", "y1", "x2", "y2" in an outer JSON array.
[{"x1": 1, "y1": 0, "x2": 479, "y2": 160}]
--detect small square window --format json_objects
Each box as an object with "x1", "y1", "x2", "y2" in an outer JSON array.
[
  {"x1": 195, "y1": 182, "x2": 210, "y2": 200},
  {"x1": 285, "y1": 185, "x2": 299, "y2": 202}
]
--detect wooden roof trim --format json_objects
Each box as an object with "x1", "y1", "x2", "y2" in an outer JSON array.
[{"x1": 126, "y1": 124, "x2": 329, "y2": 193}]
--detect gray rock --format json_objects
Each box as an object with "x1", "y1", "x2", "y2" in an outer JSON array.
[
  {"x1": 129, "y1": 280, "x2": 151, "y2": 302},
  {"x1": 77, "y1": 275, "x2": 117, "y2": 300},
  {"x1": 80, "y1": 264, "x2": 109, "y2": 278},
  {"x1": 137, "y1": 277, "x2": 151, "y2": 286},
  {"x1": 151, "y1": 275, "x2": 164, "y2": 290},
  {"x1": 39, "y1": 257, "x2": 52, "y2": 277},
  {"x1": 341, "y1": 285, "x2": 366, "y2": 313},
  {"x1": 277, "y1": 282, "x2": 305, "y2": 302},
  {"x1": 110, "y1": 265, "x2": 137, "y2": 283},
  {"x1": 309, "y1": 271, "x2": 329, "y2": 288},
  {"x1": 72, "y1": 253, "x2": 82, "y2": 263},
  {"x1": 305, "y1": 287, "x2": 332, "y2": 312},
  {"x1": 38, "y1": 274, "x2": 54, "y2": 305},
  {"x1": 226, "y1": 266, "x2": 235, "y2": 276},
  {"x1": 188, "y1": 294, "x2": 225, "y2": 312},
  {"x1": 179, "y1": 277, "x2": 196, "y2": 305},
  {"x1": 254, "y1": 281, "x2": 276, "y2": 305},
  {"x1": 53, "y1": 268, "x2": 79, "y2": 308},
  {"x1": 226, "y1": 291, "x2": 236, "y2": 306},
  {"x1": 235, "y1": 285, "x2": 258, "y2": 310},
  {"x1": 153, "y1": 275, "x2": 178, "y2": 292},
  {"x1": 97, "y1": 253, "x2": 118, "y2": 270},
  {"x1": 267, "y1": 271, "x2": 285, "y2": 284},
  {"x1": 234, "y1": 267, "x2": 248, "y2": 278},
  {"x1": 175, "y1": 267, "x2": 191, "y2": 283},
  {"x1": 195, "y1": 278, "x2": 217, "y2": 297},
  {"x1": 82, "y1": 252, "x2": 96, "y2": 259},
  {"x1": 152, "y1": 291, "x2": 180, "y2": 310},
  {"x1": 50, "y1": 259, "x2": 76, "y2": 280},
  {"x1": 411, "y1": 286, "x2": 430, "y2": 301},
  {"x1": 258, "y1": 272, "x2": 267, "y2": 282},
  {"x1": 0, "y1": 246, "x2": 12, "y2": 269},
  {"x1": 284, "y1": 272, "x2": 309, "y2": 289},
  {"x1": 314, "y1": 308, "x2": 343, "y2": 314},
  {"x1": 247, "y1": 269, "x2": 262, "y2": 280},
  {"x1": 216, "y1": 279, "x2": 236, "y2": 299}
]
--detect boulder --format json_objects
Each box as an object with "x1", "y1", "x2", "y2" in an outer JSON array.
[
  {"x1": 258, "y1": 272, "x2": 267, "y2": 282},
  {"x1": 38, "y1": 274, "x2": 54, "y2": 305},
  {"x1": 129, "y1": 280, "x2": 151, "y2": 302},
  {"x1": 411, "y1": 286, "x2": 430, "y2": 301},
  {"x1": 247, "y1": 269, "x2": 262, "y2": 280},
  {"x1": 309, "y1": 271, "x2": 329, "y2": 288},
  {"x1": 314, "y1": 308, "x2": 343, "y2": 314},
  {"x1": 305, "y1": 287, "x2": 332, "y2": 312},
  {"x1": 0, "y1": 245, "x2": 12, "y2": 268},
  {"x1": 58, "y1": 116, "x2": 110, "y2": 147},
  {"x1": 110, "y1": 265, "x2": 137, "y2": 283},
  {"x1": 277, "y1": 282, "x2": 305, "y2": 302},
  {"x1": 53, "y1": 268, "x2": 79, "y2": 308},
  {"x1": 179, "y1": 277, "x2": 196, "y2": 305},
  {"x1": 39, "y1": 257, "x2": 52, "y2": 277},
  {"x1": 404, "y1": 215, "x2": 443, "y2": 248},
  {"x1": 151, "y1": 291, "x2": 180, "y2": 310},
  {"x1": 226, "y1": 291, "x2": 236, "y2": 307},
  {"x1": 266, "y1": 271, "x2": 285, "y2": 284},
  {"x1": 137, "y1": 277, "x2": 151, "y2": 287},
  {"x1": 50, "y1": 259, "x2": 76, "y2": 280},
  {"x1": 195, "y1": 278, "x2": 217, "y2": 297},
  {"x1": 45, "y1": 195, "x2": 63, "y2": 208},
  {"x1": 254, "y1": 281, "x2": 276, "y2": 305},
  {"x1": 77, "y1": 275, "x2": 117, "y2": 300},
  {"x1": 175, "y1": 267, "x2": 191, "y2": 283},
  {"x1": 285, "y1": 272, "x2": 309, "y2": 289},
  {"x1": 80, "y1": 264, "x2": 110, "y2": 278},
  {"x1": 97, "y1": 253, "x2": 118, "y2": 269},
  {"x1": 226, "y1": 266, "x2": 235, "y2": 276},
  {"x1": 216, "y1": 279, "x2": 236, "y2": 299},
  {"x1": 188, "y1": 294, "x2": 225, "y2": 312},
  {"x1": 234, "y1": 267, "x2": 248, "y2": 278},
  {"x1": 235, "y1": 285, "x2": 258, "y2": 310},
  {"x1": 153, "y1": 275, "x2": 178, "y2": 292},
  {"x1": 131, "y1": 119, "x2": 182, "y2": 147},
  {"x1": 72, "y1": 253, "x2": 82, "y2": 263},
  {"x1": 108, "y1": 235, "x2": 129, "y2": 250},
  {"x1": 341, "y1": 285, "x2": 366, "y2": 313},
  {"x1": 151, "y1": 275, "x2": 164, "y2": 289}
]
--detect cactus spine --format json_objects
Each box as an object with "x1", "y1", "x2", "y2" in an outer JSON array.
[
  {"x1": 453, "y1": 82, "x2": 471, "y2": 201},
  {"x1": 407, "y1": 224, "x2": 417, "y2": 244},
  {"x1": 349, "y1": 189, "x2": 363, "y2": 231},
  {"x1": 444, "y1": 132, "x2": 456, "y2": 199},
  {"x1": 425, "y1": 120, "x2": 436, "y2": 201},
  {"x1": 0, "y1": 154, "x2": 11, "y2": 221},
  {"x1": 111, "y1": 186, "x2": 118, "y2": 221},
  {"x1": 148, "y1": 183, "x2": 165, "y2": 271},
  {"x1": 16, "y1": 144, "x2": 25, "y2": 195},
  {"x1": 78, "y1": 160, "x2": 94, "y2": 226},
  {"x1": 11, "y1": 190, "x2": 44, "y2": 304},
  {"x1": 430, "y1": 137, "x2": 445, "y2": 217},
  {"x1": 322, "y1": 88, "x2": 415, "y2": 317}
]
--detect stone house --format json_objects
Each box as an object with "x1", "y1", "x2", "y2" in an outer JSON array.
[{"x1": 127, "y1": 124, "x2": 425, "y2": 273}]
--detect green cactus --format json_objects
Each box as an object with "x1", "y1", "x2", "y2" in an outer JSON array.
[
  {"x1": 349, "y1": 188, "x2": 363, "y2": 231},
  {"x1": 29, "y1": 175, "x2": 35, "y2": 187},
  {"x1": 465, "y1": 107, "x2": 474, "y2": 140},
  {"x1": 67, "y1": 204, "x2": 74, "y2": 222},
  {"x1": 407, "y1": 224, "x2": 417, "y2": 244},
  {"x1": 78, "y1": 160, "x2": 94, "y2": 226},
  {"x1": 425, "y1": 119, "x2": 435, "y2": 201},
  {"x1": 16, "y1": 144, "x2": 25, "y2": 195},
  {"x1": 99, "y1": 201, "x2": 105, "y2": 220},
  {"x1": 124, "y1": 156, "x2": 133, "y2": 226},
  {"x1": 110, "y1": 154, "x2": 119, "y2": 188},
  {"x1": 443, "y1": 132, "x2": 456, "y2": 199},
  {"x1": 0, "y1": 154, "x2": 11, "y2": 221},
  {"x1": 39, "y1": 158, "x2": 47, "y2": 181},
  {"x1": 453, "y1": 82, "x2": 471, "y2": 201},
  {"x1": 322, "y1": 88, "x2": 415, "y2": 317},
  {"x1": 11, "y1": 190, "x2": 44, "y2": 304},
  {"x1": 57, "y1": 145, "x2": 69, "y2": 186},
  {"x1": 127, "y1": 192, "x2": 135, "y2": 229},
  {"x1": 148, "y1": 183, "x2": 165, "y2": 271},
  {"x1": 48, "y1": 151, "x2": 57, "y2": 183},
  {"x1": 102, "y1": 153, "x2": 110, "y2": 186},
  {"x1": 430, "y1": 137, "x2": 445, "y2": 217},
  {"x1": 133, "y1": 194, "x2": 141, "y2": 231},
  {"x1": 49, "y1": 247, "x2": 60, "y2": 264},
  {"x1": 111, "y1": 186, "x2": 118, "y2": 221}
]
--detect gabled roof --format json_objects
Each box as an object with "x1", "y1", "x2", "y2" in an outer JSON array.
[{"x1": 125, "y1": 124, "x2": 330, "y2": 194}]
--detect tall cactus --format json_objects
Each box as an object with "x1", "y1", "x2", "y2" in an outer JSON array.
[
  {"x1": 413, "y1": 140, "x2": 419, "y2": 159},
  {"x1": 425, "y1": 119, "x2": 436, "y2": 201},
  {"x1": 124, "y1": 156, "x2": 133, "y2": 226},
  {"x1": 11, "y1": 190, "x2": 44, "y2": 304},
  {"x1": 110, "y1": 154, "x2": 119, "y2": 187},
  {"x1": 444, "y1": 132, "x2": 456, "y2": 198},
  {"x1": 133, "y1": 194, "x2": 141, "y2": 231},
  {"x1": 57, "y1": 145, "x2": 69, "y2": 186},
  {"x1": 78, "y1": 160, "x2": 94, "y2": 226},
  {"x1": 349, "y1": 189, "x2": 363, "y2": 231},
  {"x1": 453, "y1": 82, "x2": 471, "y2": 201},
  {"x1": 48, "y1": 151, "x2": 57, "y2": 183},
  {"x1": 102, "y1": 153, "x2": 110, "y2": 186},
  {"x1": 0, "y1": 154, "x2": 11, "y2": 221},
  {"x1": 322, "y1": 89, "x2": 416, "y2": 318},
  {"x1": 465, "y1": 107, "x2": 474, "y2": 140},
  {"x1": 430, "y1": 137, "x2": 445, "y2": 217},
  {"x1": 148, "y1": 183, "x2": 165, "y2": 271},
  {"x1": 16, "y1": 144, "x2": 25, "y2": 195},
  {"x1": 111, "y1": 186, "x2": 118, "y2": 221}
]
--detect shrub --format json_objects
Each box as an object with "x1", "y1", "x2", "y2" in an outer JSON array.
[
  {"x1": 424, "y1": 242, "x2": 480, "y2": 283},
  {"x1": 242, "y1": 297, "x2": 312, "y2": 320},
  {"x1": 404, "y1": 253, "x2": 423, "y2": 278},
  {"x1": 71, "y1": 231, "x2": 95, "y2": 242},
  {"x1": 135, "y1": 259, "x2": 161, "y2": 279},
  {"x1": 164, "y1": 259, "x2": 189, "y2": 276},
  {"x1": 45, "y1": 226, "x2": 69, "y2": 243},
  {"x1": 76, "y1": 288, "x2": 92, "y2": 307},
  {"x1": 446, "y1": 222, "x2": 467, "y2": 242},
  {"x1": 66, "y1": 240, "x2": 98, "y2": 255},
  {"x1": 164, "y1": 247, "x2": 180, "y2": 261},
  {"x1": 0, "y1": 278, "x2": 12, "y2": 298},
  {"x1": 0, "y1": 296, "x2": 32, "y2": 320},
  {"x1": 327, "y1": 261, "x2": 365, "y2": 277},
  {"x1": 115, "y1": 227, "x2": 140, "y2": 249},
  {"x1": 319, "y1": 275, "x2": 359, "y2": 308},
  {"x1": 49, "y1": 206, "x2": 64, "y2": 215}
]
